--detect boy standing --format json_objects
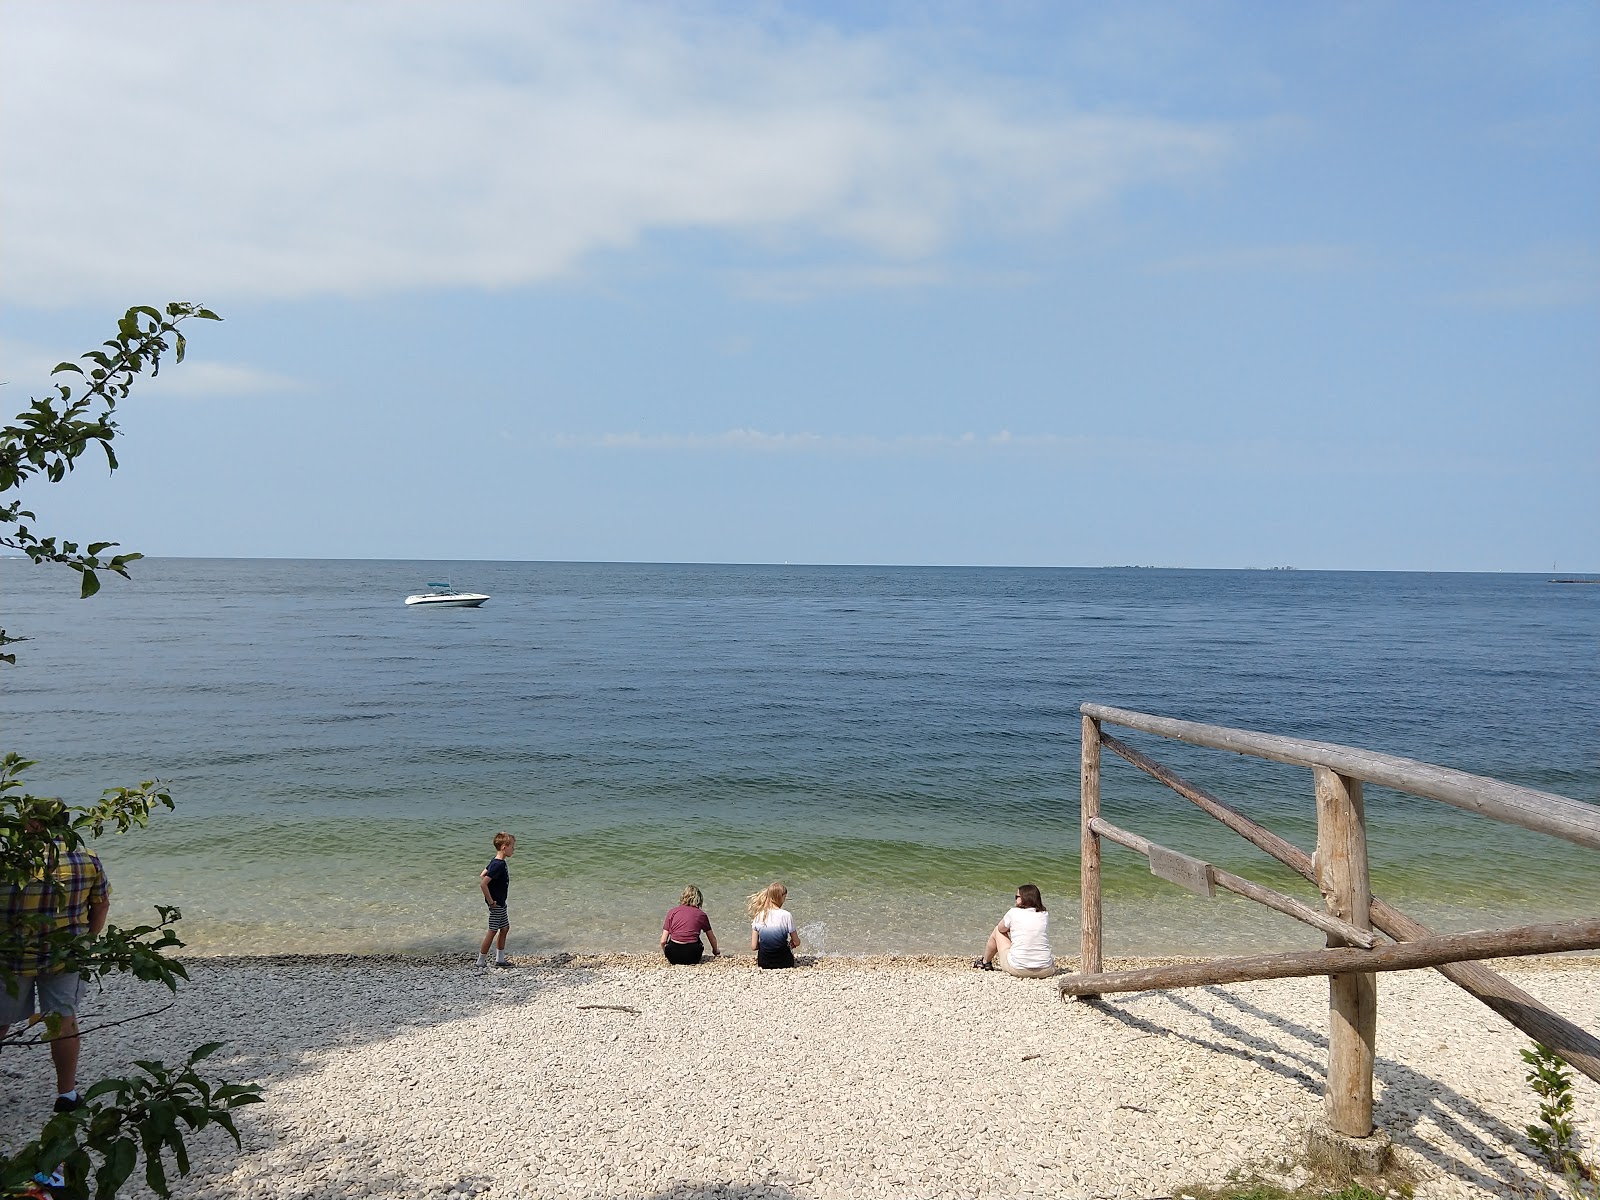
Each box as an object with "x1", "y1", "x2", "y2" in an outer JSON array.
[{"x1": 477, "y1": 832, "x2": 515, "y2": 967}]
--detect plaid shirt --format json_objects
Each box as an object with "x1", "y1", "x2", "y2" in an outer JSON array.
[{"x1": 2, "y1": 846, "x2": 112, "y2": 977}]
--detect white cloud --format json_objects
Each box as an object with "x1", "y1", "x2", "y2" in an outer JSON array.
[
  {"x1": 0, "y1": 338, "x2": 295, "y2": 403},
  {"x1": 539, "y1": 427, "x2": 1207, "y2": 463},
  {"x1": 133, "y1": 361, "x2": 300, "y2": 399},
  {"x1": 1440, "y1": 243, "x2": 1599, "y2": 310},
  {"x1": 732, "y1": 263, "x2": 950, "y2": 301},
  {"x1": 533, "y1": 427, "x2": 1516, "y2": 475},
  {"x1": 0, "y1": 3, "x2": 1230, "y2": 305},
  {"x1": 1146, "y1": 243, "x2": 1358, "y2": 274}
]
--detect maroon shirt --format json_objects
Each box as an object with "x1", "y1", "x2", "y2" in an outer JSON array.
[{"x1": 663, "y1": 904, "x2": 712, "y2": 943}]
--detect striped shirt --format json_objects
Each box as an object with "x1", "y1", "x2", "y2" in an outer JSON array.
[{"x1": 2, "y1": 846, "x2": 112, "y2": 977}]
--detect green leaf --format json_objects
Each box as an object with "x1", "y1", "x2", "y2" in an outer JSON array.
[
  {"x1": 188, "y1": 1041, "x2": 225, "y2": 1064},
  {"x1": 144, "y1": 1148, "x2": 170, "y2": 1197},
  {"x1": 84, "y1": 1078, "x2": 123, "y2": 1101},
  {"x1": 213, "y1": 1111, "x2": 243, "y2": 1146},
  {"x1": 169, "y1": 1126, "x2": 190, "y2": 1173},
  {"x1": 79, "y1": 567, "x2": 101, "y2": 599},
  {"x1": 96, "y1": 1137, "x2": 138, "y2": 1199}
]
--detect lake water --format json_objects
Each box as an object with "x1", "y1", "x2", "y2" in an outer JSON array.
[{"x1": 1, "y1": 559, "x2": 1595, "y2": 958}]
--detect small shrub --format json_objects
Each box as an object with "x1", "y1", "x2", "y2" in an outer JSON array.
[{"x1": 1522, "y1": 1042, "x2": 1599, "y2": 1194}]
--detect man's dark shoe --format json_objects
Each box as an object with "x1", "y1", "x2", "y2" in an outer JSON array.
[
  {"x1": 53, "y1": 1093, "x2": 82, "y2": 1113},
  {"x1": 493, "y1": 960, "x2": 514, "y2": 968}
]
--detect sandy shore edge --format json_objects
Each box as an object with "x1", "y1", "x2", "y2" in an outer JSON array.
[{"x1": 178, "y1": 949, "x2": 1600, "y2": 973}]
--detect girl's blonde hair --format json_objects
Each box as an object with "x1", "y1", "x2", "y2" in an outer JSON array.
[
  {"x1": 746, "y1": 881, "x2": 787, "y2": 920},
  {"x1": 678, "y1": 885, "x2": 703, "y2": 908}
]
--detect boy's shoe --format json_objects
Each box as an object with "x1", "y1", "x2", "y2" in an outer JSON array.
[
  {"x1": 493, "y1": 959, "x2": 514, "y2": 968},
  {"x1": 53, "y1": 1093, "x2": 82, "y2": 1113}
]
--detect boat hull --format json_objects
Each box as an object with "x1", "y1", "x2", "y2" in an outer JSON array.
[{"x1": 404, "y1": 593, "x2": 489, "y2": 607}]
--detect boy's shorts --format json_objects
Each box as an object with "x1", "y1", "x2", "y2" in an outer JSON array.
[
  {"x1": 0, "y1": 972, "x2": 85, "y2": 1026},
  {"x1": 487, "y1": 903, "x2": 509, "y2": 932}
]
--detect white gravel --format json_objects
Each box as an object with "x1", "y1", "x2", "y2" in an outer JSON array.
[{"x1": 2, "y1": 954, "x2": 1596, "y2": 1199}]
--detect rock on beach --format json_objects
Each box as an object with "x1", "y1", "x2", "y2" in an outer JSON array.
[{"x1": 1, "y1": 954, "x2": 1595, "y2": 1199}]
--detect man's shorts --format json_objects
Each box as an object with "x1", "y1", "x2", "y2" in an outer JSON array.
[
  {"x1": 487, "y1": 903, "x2": 509, "y2": 932},
  {"x1": 0, "y1": 972, "x2": 85, "y2": 1026}
]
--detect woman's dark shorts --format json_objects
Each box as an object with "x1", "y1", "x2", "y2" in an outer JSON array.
[{"x1": 663, "y1": 939, "x2": 704, "y2": 965}]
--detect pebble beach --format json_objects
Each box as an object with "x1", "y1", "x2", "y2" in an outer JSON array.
[{"x1": 3, "y1": 954, "x2": 1596, "y2": 1200}]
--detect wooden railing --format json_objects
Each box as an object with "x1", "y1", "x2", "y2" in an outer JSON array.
[{"x1": 1065, "y1": 703, "x2": 1600, "y2": 1141}]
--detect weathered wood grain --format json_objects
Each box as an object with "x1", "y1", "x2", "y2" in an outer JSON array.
[
  {"x1": 1081, "y1": 714, "x2": 1103, "y2": 976},
  {"x1": 1083, "y1": 703, "x2": 1600, "y2": 851},
  {"x1": 1317, "y1": 767, "x2": 1376, "y2": 1137},
  {"x1": 1057, "y1": 918, "x2": 1600, "y2": 997}
]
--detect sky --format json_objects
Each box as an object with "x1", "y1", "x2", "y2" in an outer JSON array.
[{"x1": 2, "y1": 1, "x2": 1596, "y2": 570}]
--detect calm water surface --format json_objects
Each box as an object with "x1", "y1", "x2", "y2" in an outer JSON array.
[{"x1": 1, "y1": 559, "x2": 1595, "y2": 956}]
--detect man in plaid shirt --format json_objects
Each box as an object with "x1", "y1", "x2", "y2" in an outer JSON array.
[{"x1": 1, "y1": 843, "x2": 112, "y2": 1112}]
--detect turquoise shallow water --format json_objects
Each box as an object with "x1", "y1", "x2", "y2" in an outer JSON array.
[{"x1": 0, "y1": 559, "x2": 1595, "y2": 957}]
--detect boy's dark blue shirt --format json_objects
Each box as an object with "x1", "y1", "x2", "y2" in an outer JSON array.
[{"x1": 484, "y1": 857, "x2": 509, "y2": 904}]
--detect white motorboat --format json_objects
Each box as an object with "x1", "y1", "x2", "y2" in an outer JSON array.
[{"x1": 404, "y1": 582, "x2": 490, "y2": 608}]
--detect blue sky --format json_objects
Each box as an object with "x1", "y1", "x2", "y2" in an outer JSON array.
[{"x1": 2, "y1": 1, "x2": 1595, "y2": 569}]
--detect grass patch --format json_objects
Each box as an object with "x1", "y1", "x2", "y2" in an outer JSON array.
[
  {"x1": 1176, "y1": 1173, "x2": 1411, "y2": 1200},
  {"x1": 1176, "y1": 1186, "x2": 1393, "y2": 1200}
]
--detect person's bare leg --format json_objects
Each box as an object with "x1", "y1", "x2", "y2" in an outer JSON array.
[
  {"x1": 985, "y1": 928, "x2": 1012, "y2": 967},
  {"x1": 479, "y1": 930, "x2": 494, "y2": 956},
  {"x1": 47, "y1": 1016, "x2": 79, "y2": 1095},
  {"x1": 495, "y1": 928, "x2": 508, "y2": 952},
  {"x1": 983, "y1": 928, "x2": 1012, "y2": 966}
]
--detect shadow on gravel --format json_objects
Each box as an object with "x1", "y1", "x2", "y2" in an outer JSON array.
[
  {"x1": 1083, "y1": 985, "x2": 1551, "y2": 1196},
  {"x1": 0, "y1": 953, "x2": 597, "y2": 1190},
  {"x1": 1080, "y1": 993, "x2": 1324, "y2": 1094},
  {"x1": 606, "y1": 1187, "x2": 803, "y2": 1200},
  {"x1": 1204, "y1": 986, "x2": 1548, "y2": 1195},
  {"x1": 166, "y1": 953, "x2": 597, "y2": 1080}
]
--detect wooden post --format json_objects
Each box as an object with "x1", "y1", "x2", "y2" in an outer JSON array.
[
  {"x1": 1081, "y1": 714, "x2": 1103, "y2": 979},
  {"x1": 1316, "y1": 767, "x2": 1375, "y2": 1137}
]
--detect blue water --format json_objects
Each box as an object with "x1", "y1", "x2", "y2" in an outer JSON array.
[{"x1": 1, "y1": 559, "x2": 1595, "y2": 956}]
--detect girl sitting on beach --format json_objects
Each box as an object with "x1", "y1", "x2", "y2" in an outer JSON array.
[
  {"x1": 660, "y1": 885, "x2": 721, "y2": 965},
  {"x1": 748, "y1": 881, "x2": 800, "y2": 969},
  {"x1": 974, "y1": 883, "x2": 1055, "y2": 978}
]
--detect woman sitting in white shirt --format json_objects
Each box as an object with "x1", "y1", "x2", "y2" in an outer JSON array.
[
  {"x1": 748, "y1": 881, "x2": 800, "y2": 969},
  {"x1": 974, "y1": 883, "x2": 1055, "y2": 978}
]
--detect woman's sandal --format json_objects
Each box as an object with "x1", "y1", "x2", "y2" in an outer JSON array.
[{"x1": 972, "y1": 958, "x2": 995, "y2": 971}]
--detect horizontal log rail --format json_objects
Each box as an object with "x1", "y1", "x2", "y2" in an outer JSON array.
[
  {"x1": 1060, "y1": 917, "x2": 1600, "y2": 998},
  {"x1": 1096, "y1": 729, "x2": 1600, "y2": 1083},
  {"x1": 1088, "y1": 816, "x2": 1375, "y2": 948},
  {"x1": 1083, "y1": 704, "x2": 1600, "y2": 851}
]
